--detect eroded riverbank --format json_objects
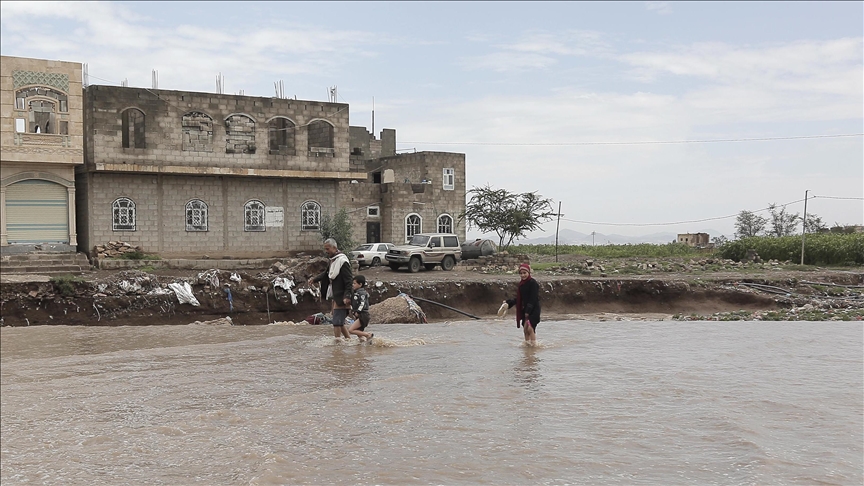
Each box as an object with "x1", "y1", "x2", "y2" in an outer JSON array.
[{"x1": 2, "y1": 259, "x2": 861, "y2": 326}]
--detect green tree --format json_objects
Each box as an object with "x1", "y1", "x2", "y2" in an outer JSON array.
[
  {"x1": 802, "y1": 213, "x2": 827, "y2": 234},
  {"x1": 734, "y1": 210, "x2": 767, "y2": 238},
  {"x1": 319, "y1": 208, "x2": 355, "y2": 254},
  {"x1": 767, "y1": 203, "x2": 800, "y2": 237},
  {"x1": 459, "y1": 184, "x2": 555, "y2": 249}
]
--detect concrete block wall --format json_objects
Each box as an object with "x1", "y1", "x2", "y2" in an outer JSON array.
[
  {"x1": 335, "y1": 151, "x2": 466, "y2": 245},
  {"x1": 377, "y1": 152, "x2": 466, "y2": 244},
  {"x1": 83, "y1": 86, "x2": 350, "y2": 173},
  {"x1": 82, "y1": 172, "x2": 337, "y2": 257}
]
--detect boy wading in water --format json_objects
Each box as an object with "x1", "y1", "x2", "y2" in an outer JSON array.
[
  {"x1": 348, "y1": 275, "x2": 374, "y2": 343},
  {"x1": 308, "y1": 238, "x2": 353, "y2": 341},
  {"x1": 504, "y1": 263, "x2": 541, "y2": 345}
]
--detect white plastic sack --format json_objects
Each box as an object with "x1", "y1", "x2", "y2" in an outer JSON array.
[
  {"x1": 230, "y1": 273, "x2": 241, "y2": 283},
  {"x1": 273, "y1": 277, "x2": 298, "y2": 305},
  {"x1": 119, "y1": 280, "x2": 142, "y2": 293},
  {"x1": 497, "y1": 302, "x2": 508, "y2": 317},
  {"x1": 168, "y1": 282, "x2": 200, "y2": 306}
]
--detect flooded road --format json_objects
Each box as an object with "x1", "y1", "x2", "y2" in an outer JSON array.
[{"x1": 2, "y1": 320, "x2": 861, "y2": 485}]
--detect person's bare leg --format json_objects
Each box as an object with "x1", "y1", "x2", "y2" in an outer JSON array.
[
  {"x1": 333, "y1": 326, "x2": 342, "y2": 339},
  {"x1": 524, "y1": 322, "x2": 536, "y2": 345},
  {"x1": 340, "y1": 325, "x2": 351, "y2": 339},
  {"x1": 349, "y1": 321, "x2": 371, "y2": 340}
]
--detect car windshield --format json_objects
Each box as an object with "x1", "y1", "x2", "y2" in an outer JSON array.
[
  {"x1": 408, "y1": 235, "x2": 430, "y2": 246},
  {"x1": 354, "y1": 244, "x2": 373, "y2": 251}
]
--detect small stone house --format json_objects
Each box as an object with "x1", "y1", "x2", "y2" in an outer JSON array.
[
  {"x1": 339, "y1": 127, "x2": 466, "y2": 246},
  {"x1": 677, "y1": 233, "x2": 710, "y2": 247}
]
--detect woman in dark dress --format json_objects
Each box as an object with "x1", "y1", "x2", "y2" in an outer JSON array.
[{"x1": 504, "y1": 263, "x2": 541, "y2": 345}]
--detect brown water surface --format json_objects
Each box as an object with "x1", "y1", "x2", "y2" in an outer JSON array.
[{"x1": 1, "y1": 320, "x2": 862, "y2": 485}]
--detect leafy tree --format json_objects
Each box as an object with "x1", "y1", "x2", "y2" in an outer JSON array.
[
  {"x1": 767, "y1": 203, "x2": 800, "y2": 237},
  {"x1": 802, "y1": 213, "x2": 827, "y2": 234},
  {"x1": 829, "y1": 223, "x2": 859, "y2": 234},
  {"x1": 460, "y1": 184, "x2": 555, "y2": 249},
  {"x1": 711, "y1": 235, "x2": 728, "y2": 247},
  {"x1": 319, "y1": 208, "x2": 355, "y2": 255},
  {"x1": 734, "y1": 210, "x2": 767, "y2": 238}
]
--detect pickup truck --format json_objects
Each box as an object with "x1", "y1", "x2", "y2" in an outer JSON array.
[{"x1": 385, "y1": 233, "x2": 462, "y2": 273}]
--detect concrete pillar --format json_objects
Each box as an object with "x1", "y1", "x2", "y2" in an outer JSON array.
[
  {"x1": 0, "y1": 185, "x2": 7, "y2": 246},
  {"x1": 67, "y1": 186, "x2": 78, "y2": 246}
]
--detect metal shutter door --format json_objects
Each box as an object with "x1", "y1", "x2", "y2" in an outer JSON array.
[{"x1": 6, "y1": 180, "x2": 69, "y2": 244}]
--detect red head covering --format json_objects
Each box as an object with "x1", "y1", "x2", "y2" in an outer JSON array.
[{"x1": 518, "y1": 263, "x2": 531, "y2": 274}]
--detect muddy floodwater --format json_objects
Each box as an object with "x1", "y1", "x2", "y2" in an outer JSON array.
[{"x1": 2, "y1": 320, "x2": 862, "y2": 485}]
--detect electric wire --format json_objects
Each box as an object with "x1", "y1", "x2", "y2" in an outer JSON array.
[
  {"x1": 554, "y1": 195, "x2": 861, "y2": 228},
  {"x1": 400, "y1": 133, "x2": 863, "y2": 146}
]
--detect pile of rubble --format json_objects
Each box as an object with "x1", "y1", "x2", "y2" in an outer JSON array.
[{"x1": 94, "y1": 241, "x2": 143, "y2": 259}]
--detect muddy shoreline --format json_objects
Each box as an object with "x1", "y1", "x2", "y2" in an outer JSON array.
[{"x1": 2, "y1": 261, "x2": 862, "y2": 326}]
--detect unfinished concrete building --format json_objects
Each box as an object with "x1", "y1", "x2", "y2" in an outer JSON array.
[{"x1": 77, "y1": 85, "x2": 363, "y2": 258}]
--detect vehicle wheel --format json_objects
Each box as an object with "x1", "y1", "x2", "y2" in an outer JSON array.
[
  {"x1": 389, "y1": 263, "x2": 400, "y2": 271},
  {"x1": 424, "y1": 263, "x2": 436, "y2": 271},
  {"x1": 441, "y1": 255, "x2": 455, "y2": 271},
  {"x1": 371, "y1": 257, "x2": 381, "y2": 267},
  {"x1": 409, "y1": 257, "x2": 422, "y2": 273}
]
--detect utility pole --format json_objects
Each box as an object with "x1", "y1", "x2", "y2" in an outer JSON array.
[
  {"x1": 554, "y1": 201, "x2": 562, "y2": 263},
  {"x1": 800, "y1": 189, "x2": 809, "y2": 265},
  {"x1": 591, "y1": 231, "x2": 596, "y2": 246}
]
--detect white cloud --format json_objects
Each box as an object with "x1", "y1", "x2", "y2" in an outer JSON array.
[
  {"x1": 645, "y1": 2, "x2": 673, "y2": 15},
  {"x1": 460, "y1": 51, "x2": 558, "y2": 73}
]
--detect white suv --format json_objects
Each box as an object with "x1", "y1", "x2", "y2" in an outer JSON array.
[{"x1": 385, "y1": 233, "x2": 462, "y2": 272}]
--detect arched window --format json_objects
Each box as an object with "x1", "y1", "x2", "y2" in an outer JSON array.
[
  {"x1": 16, "y1": 87, "x2": 69, "y2": 135},
  {"x1": 405, "y1": 213, "x2": 422, "y2": 240},
  {"x1": 182, "y1": 112, "x2": 213, "y2": 152},
  {"x1": 301, "y1": 201, "x2": 321, "y2": 231},
  {"x1": 112, "y1": 197, "x2": 136, "y2": 231},
  {"x1": 185, "y1": 199, "x2": 208, "y2": 232},
  {"x1": 437, "y1": 214, "x2": 453, "y2": 234},
  {"x1": 244, "y1": 200, "x2": 266, "y2": 232},
  {"x1": 225, "y1": 114, "x2": 256, "y2": 154},
  {"x1": 122, "y1": 108, "x2": 146, "y2": 148},
  {"x1": 307, "y1": 119, "x2": 334, "y2": 154},
  {"x1": 268, "y1": 117, "x2": 296, "y2": 155}
]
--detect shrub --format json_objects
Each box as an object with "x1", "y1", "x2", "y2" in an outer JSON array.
[
  {"x1": 50, "y1": 275, "x2": 84, "y2": 297},
  {"x1": 717, "y1": 233, "x2": 863, "y2": 265},
  {"x1": 511, "y1": 242, "x2": 700, "y2": 259}
]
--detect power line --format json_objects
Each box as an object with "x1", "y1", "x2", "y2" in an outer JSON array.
[
  {"x1": 400, "y1": 133, "x2": 863, "y2": 146},
  {"x1": 556, "y1": 195, "x2": 859, "y2": 228}
]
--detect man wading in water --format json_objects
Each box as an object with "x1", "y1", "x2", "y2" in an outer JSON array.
[
  {"x1": 309, "y1": 238, "x2": 353, "y2": 341},
  {"x1": 503, "y1": 263, "x2": 541, "y2": 345}
]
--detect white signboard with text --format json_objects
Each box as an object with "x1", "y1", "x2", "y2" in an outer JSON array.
[{"x1": 265, "y1": 207, "x2": 284, "y2": 227}]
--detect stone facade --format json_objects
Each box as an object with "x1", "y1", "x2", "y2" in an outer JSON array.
[
  {"x1": 1, "y1": 55, "x2": 84, "y2": 251},
  {"x1": 77, "y1": 85, "x2": 363, "y2": 257},
  {"x1": 340, "y1": 128, "x2": 466, "y2": 247},
  {"x1": 677, "y1": 233, "x2": 710, "y2": 247}
]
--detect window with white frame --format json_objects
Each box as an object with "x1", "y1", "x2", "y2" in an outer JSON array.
[
  {"x1": 405, "y1": 213, "x2": 422, "y2": 240},
  {"x1": 244, "y1": 200, "x2": 265, "y2": 232},
  {"x1": 443, "y1": 168, "x2": 455, "y2": 190},
  {"x1": 301, "y1": 201, "x2": 321, "y2": 230},
  {"x1": 437, "y1": 214, "x2": 453, "y2": 234},
  {"x1": 367, "y1": 206, "x2": 380, "y2": 218},
  {"x1": 112, "y1": 197, "x2": 136, "y2": 231},
  {"x1": 185, "y1": 199, "x2": 208, "y2": 232}
]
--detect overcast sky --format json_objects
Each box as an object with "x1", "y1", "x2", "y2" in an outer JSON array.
[{"x1": 2, "y1": 1, "x2": 861, "y2": 242}]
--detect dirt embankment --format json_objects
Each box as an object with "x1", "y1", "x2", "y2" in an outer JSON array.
[{"x1": 3, "y1": 259, "x2": 862, "y2": 326}]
